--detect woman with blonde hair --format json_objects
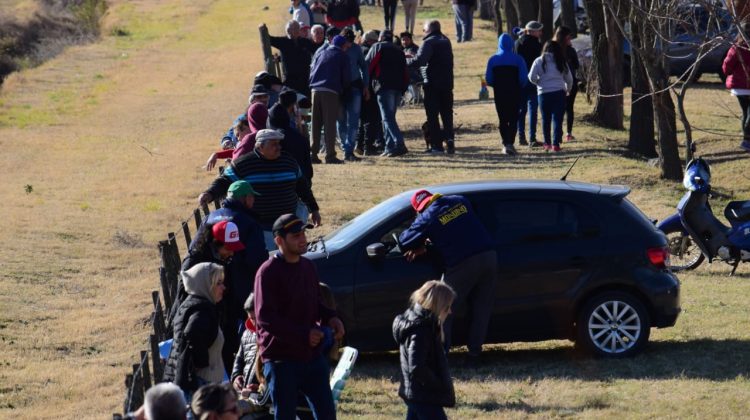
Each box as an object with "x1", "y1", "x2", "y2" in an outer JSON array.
[
  {"x1": 163, "y1": 263, "x2": 227, "y2": 402},
  {"x1": 392, "y1": 280, "x2": 456, "y2": 420}
]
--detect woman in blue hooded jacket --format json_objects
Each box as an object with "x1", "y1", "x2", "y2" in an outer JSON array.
[{"x1": 485, "y1": 34, "x2": 528, "y2": 156}]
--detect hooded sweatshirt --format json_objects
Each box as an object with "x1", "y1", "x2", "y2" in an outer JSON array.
[
  {"x1": 485, "y1": 33, "x2": 528, "y2": 90},
  {"x1": 234, "y1": 104, "x2": 268, "y2": 159},
  {"x1": 528, "y1": 52, "x2": 573, "y2": 95},
  {"x1": 182, "y1": 263, "x2": 225, "y2": 385}
]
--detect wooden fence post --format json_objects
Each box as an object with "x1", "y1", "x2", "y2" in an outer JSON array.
[
  {"x1": 213, "y1": 198, "x2": 222, "y2": 210},
  {"x1": 194, "y1": 208, "x2": 202, "y2": 230},
  {"x1": 201, "y1": 202, "x2": 210, "y2": 217},
  {"x1": 123, "y1": 374, "x2": 133, "y2": 414},
  {"x1": 181, "y1": 221, "x2": 192, "y2": 250},
  {"x1": 130, "y1": 363, "x2": 145, "y2": 411},
  {"x1": 141, "y1": 351, "x2": 152, "y2": 391},
  {"x1": 259, "y1": 23, "x2": 278, "y2": 77},
  {"x1": 150, "y1": 334, "x2": 164, "y2": 383}
]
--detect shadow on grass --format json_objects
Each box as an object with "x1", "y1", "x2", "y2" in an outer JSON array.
[{"x1": 353, "y1": 338, "x2": 750, "y2": 382}]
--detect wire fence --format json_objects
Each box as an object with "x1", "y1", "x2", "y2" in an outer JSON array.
[{"x1": 112, "y1": 199, "x2": 223, "y2": 418}]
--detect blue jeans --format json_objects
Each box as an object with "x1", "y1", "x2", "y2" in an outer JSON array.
[
  {"x1": 539, "y1": 90, "x2": 566, "y2": 147},
  {"x1": 452, "y1": 4, "x2": 473, "y2": 42},
  {"x1": 376, "y1": 89, "x2": 405, "y2": 153},
  {"x1": 518, "y1": 84, "x2": 538, "y2": 141},
  {"x1": 337, "y1": 88, "x2": 362, "y2": 156},
  {"x1": 405, "y1": 401, "x2": 447, "y2": 420},
  {"x1": 263, "y1": 355, "x2": 336, "y2": 420}
]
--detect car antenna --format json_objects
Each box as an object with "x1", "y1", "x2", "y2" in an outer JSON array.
[{"x1": 560, "y1": 156, "x2": 582, "y2": 181}]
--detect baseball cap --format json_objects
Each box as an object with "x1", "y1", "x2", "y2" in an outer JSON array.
[
  {"x1": 272, "y1": 214, "x2": 313, "y2": 237},
  {"x1": 255, "y1": 129, "x2": 285, "y2": 144},
  {"x1": 279, "y1": 88, "x2": 298, "y2": 108},
  {"x1": 332, "y1": 35, "x2": 347, "y2": 48},
  {"x1": 410, "y1": 189, "x2": 434, "y2": 212},
  {"x1": 525, "y1": 21, "x2": 543, "y2": 31},
  {"x1": 228, "y1": 180, "x2": 260, "y2": 198},
  {"x1": 212, "y1": 220, "x2": 245, "y2": 251}
]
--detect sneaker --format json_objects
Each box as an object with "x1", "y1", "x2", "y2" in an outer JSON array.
[
  {"x1": 553, "y1": 145, "x2": 561, "y2": 152},
  {"x1": 446, "y1": 140, "x2": 455, "y2": 154},
  {"x1": 565, "y1": 133, "x2": 575, "y2": 142},
  {"x1": 741, "y1": 140, "x2": 750, "y2": 152},
  {"x1": 518, "y1": 137, "x2": 529, "y2": 146},
  {"x1": 325, "y1": 157, "x2": 345, "y2": 164},
  {"x1": 363, "y1": 147, "x2": 379, "y2": 156},
  {"x1": 502, "y1": 145, "x2": 517, "y2": 156},
  {"x1": 355, "y1": 145, "x2": 364, "y2": 155},
  {"x1": 542, "y1": 143, "x2": 552, "y2": 151},
  {"x1": 529, "y1": 140, "x2": 543, "y2": 148},
  {"x1": 427, "y1": 148, "x2": 444, "y2": 154},
  {"x1": 310, "y1": 155, "x2": 322, "y2": 164},
  {"x1": 390, "y1": 148, "x2": 408, "y2": 157},
  {"x1": 344, "y1": 154, "x2": 361, "y2": 162}
]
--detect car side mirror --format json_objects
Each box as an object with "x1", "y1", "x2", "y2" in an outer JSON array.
[{"x1": 366, "y1": 243, "x2": 387, "y2": 259}]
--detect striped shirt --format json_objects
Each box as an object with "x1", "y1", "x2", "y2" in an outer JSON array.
[{"x1": 205, "y1": 150, "x2": 319, "y2": 228}]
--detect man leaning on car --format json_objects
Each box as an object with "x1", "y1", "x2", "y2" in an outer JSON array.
[{"x1": 398, "y1": 189, "x2": 497, "y2": 362}]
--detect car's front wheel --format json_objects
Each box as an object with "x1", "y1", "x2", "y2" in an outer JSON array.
[{"x1": 576, "y1": 292, "x2": 650, "y2": 358}]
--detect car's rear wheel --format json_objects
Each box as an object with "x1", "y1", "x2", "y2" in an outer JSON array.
[
  {"x1": 664, "y1": 229, "x2": 704, "y2": 271},
  {"x1": 576, "y1": 292, "x2": 650, "y2": 358}
]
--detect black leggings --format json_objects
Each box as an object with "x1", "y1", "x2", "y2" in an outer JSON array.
[
  {"x1": 494, "y1": 92, "x2": 520, "y2": 146},
  {"x1": 383, "y1": 0, "x2": 397, "y2": 30},
  {"x1": 565, "y1": 85, "x2": 578, "y2": 134}
]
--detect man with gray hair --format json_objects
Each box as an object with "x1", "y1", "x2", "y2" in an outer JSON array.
[
  {"x1": 407, "y1": 20, "x2": 455, "y2": 154},
  {"x1": 268, "y1": 20, "x2": 316, "y2": 97},
  {"x1": 123, "y1": 382, "x2": 187, "y2": 420}
]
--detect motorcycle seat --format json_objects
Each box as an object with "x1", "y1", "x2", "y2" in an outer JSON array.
[{"x1": 725, "y1": 201, "x2": 750, "y2": 225}]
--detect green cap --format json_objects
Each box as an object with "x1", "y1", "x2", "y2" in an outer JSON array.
[{"x1": 228, "y1": 180, "x2": 260, "y2": 198}]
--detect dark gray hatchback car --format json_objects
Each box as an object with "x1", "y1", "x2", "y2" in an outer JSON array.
[{"x1": 304, "y1": 180, "x2": 681, "y2": 357}]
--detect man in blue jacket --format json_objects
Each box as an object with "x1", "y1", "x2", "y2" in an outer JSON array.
[
  {"x1": 485, "y1": 33, "x2": 528, "y2": 156},
  {"x1": 309, "y1": 35, "x2": 351, "y2": 164},
  {"x1": 398, "y1": 189, "x2": 497, "y2": 361}
]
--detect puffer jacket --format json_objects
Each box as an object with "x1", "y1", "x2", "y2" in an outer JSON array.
[
  {"x1": 392, "y1": 304, "x2": 455, "y2": 407},
  {"x1": 723, "y1": 43, "x2": 750, "y2": 90},
  {"x1": 231, "y1": 318, "x2": 259, "y2": 385},
  {"x1": 163, "y1": 265, "x2": 221, "y2": 392}
]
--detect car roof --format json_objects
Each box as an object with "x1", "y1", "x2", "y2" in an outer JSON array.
[{"x1": 413, "y1": 179, "x2": 631, "y2": 199}]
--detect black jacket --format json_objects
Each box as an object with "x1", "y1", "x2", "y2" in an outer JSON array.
[
  {"x1": 163, "y1": 295, "x2": 219, "y2": 391},
  {"x1": 515, "y1": 34, "x2": 542, "y2": 74},
  {"x1": 231, "y1": 325, "x2": 259, "y2": 385},
  {"x1": 269, "y1": 36, "x2": 316, "y2": 93},
  {"x1": 392, "y1": 305, "x2": 455, "y2": 407},
  {"x1": 366, "y1": 41, "x2": 409, "y2": 94},
  {"x1": 268, "y1": 104, "x2": 314, "y2": 182},
  {"x1": 407, "y1": 31, "x2": 454, "y2": 89}
]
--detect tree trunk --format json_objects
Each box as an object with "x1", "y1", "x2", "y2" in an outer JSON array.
[
  {"x1": 651, "y1": 88, "x2": 683, "y2": 180},
  {"x1": 503, "y1": 0, "x2": 519, "y2": 34},
  {"x1": 539, "y1": 0, "x2": 554, "y2": 41},
  {"x1": 560, "y1": 0, "x2": 577, "y2": 37},
  {"x1": 583, "y1": 0, "x2": 624, "y2": 129},
  {"x1": 493, "y1": 0, "x2": 504, "y2": 35},
  {"x1": 515, "y1": 0, "x2": 538, "y2": 26},
  {"x1": 629, "y1": 53, "x2": 657, "y2": 157},
  {"x1": 479, "y1": 0, "x2": 494, "y2": 20}
]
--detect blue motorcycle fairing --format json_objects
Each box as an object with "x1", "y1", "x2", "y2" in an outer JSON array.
[
  {"x1": 728, "y1": 222, "x2": 750, "y2": 249},
  {"x1": 656, "y1": 212, "x2": 687, "y2": 234}
]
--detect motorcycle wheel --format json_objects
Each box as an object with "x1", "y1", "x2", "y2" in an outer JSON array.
[{"x1": 664, "y1": 229, "x2": 705, "y2": 271}]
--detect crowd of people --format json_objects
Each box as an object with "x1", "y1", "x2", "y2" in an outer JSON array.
[{"x1": 120, "y1": 2, "x2": 590, "y2": 420}]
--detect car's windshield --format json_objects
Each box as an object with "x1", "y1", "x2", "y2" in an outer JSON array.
[{"x1": 320, "y1": 191, "x2": 410, "y2": 251}]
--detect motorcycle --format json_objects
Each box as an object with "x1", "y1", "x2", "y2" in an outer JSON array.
[{"x1": 657, "y1": 157, "x2": 750, "y2": 274}]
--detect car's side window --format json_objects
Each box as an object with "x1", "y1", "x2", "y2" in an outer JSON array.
[
  {"x1": 473, "y1": 199, "x2": 600, "y2": 245},
  {"x1": 379, "y1": 213, "x2": 416, "y2": 253}
]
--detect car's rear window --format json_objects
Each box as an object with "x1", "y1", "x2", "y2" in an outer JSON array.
[{"x1": 617, "y1": 198, "x2": 660, "y2": 233}]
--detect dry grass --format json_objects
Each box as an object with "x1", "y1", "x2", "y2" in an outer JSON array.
[{"x1": 0, "y1": 0, "x2": 749, "y2": 418}]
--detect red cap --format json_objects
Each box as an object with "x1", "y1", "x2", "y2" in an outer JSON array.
[
  {"x1": 410, "y1": 189, "x2": 433, "y2": 212},
  {"x1": 212, "y1": 220, "x2": 245, "y2": 252}
]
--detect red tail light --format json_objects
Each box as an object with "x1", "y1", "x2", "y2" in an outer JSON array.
[{"x1": 647, "y1": 247, "x2": 670, "y2": 269}]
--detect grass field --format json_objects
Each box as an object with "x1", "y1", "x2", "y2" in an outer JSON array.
[{"x1": 1, "y1": 0, "x2": 750, "y2": 418}]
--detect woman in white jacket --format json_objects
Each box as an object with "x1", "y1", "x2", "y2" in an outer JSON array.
[{"x1": 528, "y1": 40, "x2": 573, "y2": 152}]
